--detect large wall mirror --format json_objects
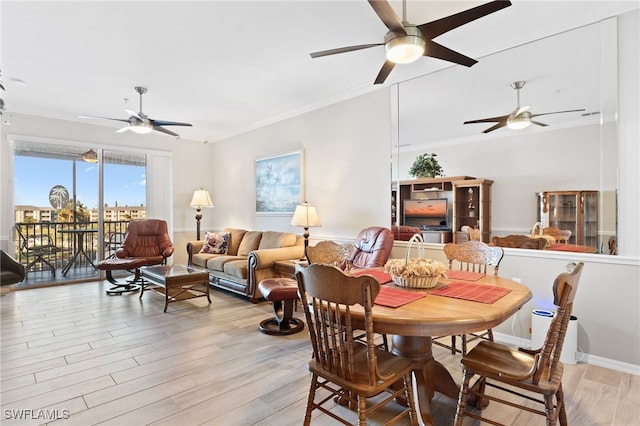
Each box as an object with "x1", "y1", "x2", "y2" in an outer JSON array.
[{"x1": 391, "y1": 18, "x2": 618, "y2": 255}]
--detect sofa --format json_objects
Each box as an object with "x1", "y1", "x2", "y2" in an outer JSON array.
[{"x1": 187, "y1": 228, "x2": 304, "y2": 303}]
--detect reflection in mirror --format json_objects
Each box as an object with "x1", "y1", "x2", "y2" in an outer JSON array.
[{"x1": 392, "y1": 19, "x2": 617, "y2": 254}]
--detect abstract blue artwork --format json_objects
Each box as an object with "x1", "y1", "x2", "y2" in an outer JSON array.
[{"x1": 255, "y1": 150, "x2": 303, "y2": 214}]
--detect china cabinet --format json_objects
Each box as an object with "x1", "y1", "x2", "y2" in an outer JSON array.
[
  {"x1": 537, "y1": 191, "x2": 599, "y2": 248},
  {"x1": 452, "y1": 179, "x2": 493, "y2": 243}
]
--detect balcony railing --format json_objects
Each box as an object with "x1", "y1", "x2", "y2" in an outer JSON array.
[{"x1": 13, "y1": 220, "x2": 130, "y2": 275}]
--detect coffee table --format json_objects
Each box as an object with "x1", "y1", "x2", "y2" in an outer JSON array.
[{"x1": 140, "y1": 264, "x2": 211, "y2": 312}]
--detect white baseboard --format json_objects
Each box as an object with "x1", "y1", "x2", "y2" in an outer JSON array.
[{"x1": 493, "y1": 331, "x2": 640, "y2": 376}]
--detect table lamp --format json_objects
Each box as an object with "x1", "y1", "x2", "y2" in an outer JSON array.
[
  {"x1": 290, "y1": 202, "x2": 321, "y2": 262},
  {"x1": 190, "y1": 187, "x2": 214, "y2": 240}
]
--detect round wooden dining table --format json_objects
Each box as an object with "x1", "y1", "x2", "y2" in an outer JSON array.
[{"x1": 352, "y1": 274, "x2": 532, "y2": 425}]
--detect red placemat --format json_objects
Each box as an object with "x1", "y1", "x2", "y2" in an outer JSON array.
[
  {"x1": 445, "y1": 270, "x2": 485, "y2": 281},
  {"x1": 350, "y1": 269, "x2": 393, "y2": 284},
  {"x1": 547, "y1": 243, "x2": 590, "y2": 252},
  {"x1": 374, "y1": 286, "x2": 424, "y2": 308},
  {"x1": 430, "y1": 282, "x2": 511, "y2": 304}
]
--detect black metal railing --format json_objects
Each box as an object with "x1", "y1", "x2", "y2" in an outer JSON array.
[{"x1": 13, "y1": 220, "x2": 130, "y2": 273}]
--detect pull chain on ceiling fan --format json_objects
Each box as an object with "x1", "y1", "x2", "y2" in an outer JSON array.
[
  {"x1": 310, "y1": 0, "x2": 512, "y2": 84},
  {"x1": 79, "y1": 86, "x2": 192, "y2": 137},
  {"x1": 463, "y1": 80, "x2": 586, "y2": 133}
]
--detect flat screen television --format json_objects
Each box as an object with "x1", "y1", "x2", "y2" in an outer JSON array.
[{"x1": 403, "y1": 198, "x2": 448, "y2": 229}]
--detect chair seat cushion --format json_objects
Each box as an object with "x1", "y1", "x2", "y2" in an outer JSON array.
[
  {"x1": 96, "y1": 256, "x2": 162, "y2": 271},
  {"x1": 258, "y1": 278, "x2": 299, "y2": 301},
  {"x1": 207, "y1": 255, "x2": 246, "y2": 272}
]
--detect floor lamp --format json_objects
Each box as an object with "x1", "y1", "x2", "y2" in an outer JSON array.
[
  {"x1": 190, "y1": 188, "x2": 213, "y2": 240},
  {"x1": 290, "y1": 202, "x2": 321, "y2": 262}
]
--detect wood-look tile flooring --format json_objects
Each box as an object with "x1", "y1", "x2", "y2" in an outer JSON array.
[{"x1": 1, "y1": 281, "x2": 638, "y2": 425}]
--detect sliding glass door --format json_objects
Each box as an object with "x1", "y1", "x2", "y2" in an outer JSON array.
[{"x1": 13, "y1": 141, "x2": 147, "y2": 285}]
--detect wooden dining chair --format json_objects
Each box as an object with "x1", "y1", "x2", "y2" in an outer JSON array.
[
  {"x1": 454, "y1": 262, "x2": 584, "y2": 426},
  {"x1": 306, "y1": 240, "x2": 344, "y2": 266},
  {"x1": 309, "y1": 240, "x2": 390, "y2": 351},
  {"x1": 295, "y1": 263, "x2": 418, "y2": 425},
  {"x1": 434, "y1": 241, "x2": 504, "y2": 355},
  {"x1": 492, "y1": 234, "x2": 547, "y2": 249},
  {"x1": 543, "y1": 227, "x2": 572, "y2": 244}
]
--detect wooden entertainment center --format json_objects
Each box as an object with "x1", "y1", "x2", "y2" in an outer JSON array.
[{"x1": 392, "y1": 176, "x2": 493, "y2": 243}]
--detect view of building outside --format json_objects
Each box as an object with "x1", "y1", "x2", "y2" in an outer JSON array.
[{"x1": 12, "y1": 142, "x2": 147, "y2": 277}]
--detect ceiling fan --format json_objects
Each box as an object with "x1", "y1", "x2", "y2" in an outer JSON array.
[
  {"x1": 310, "y1": 0, "x2": 512, "y2": 84},
  {"x1": 79, "y1": 86, "x2": 192, "y2": 137},
  {"x1": 463, "y1": 81, "x2": 586, "y2": 133}
]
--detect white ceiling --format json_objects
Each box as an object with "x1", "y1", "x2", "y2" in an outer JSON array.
[{"x1": 2, "y1": 1, "x2": 638, "y2": 144}]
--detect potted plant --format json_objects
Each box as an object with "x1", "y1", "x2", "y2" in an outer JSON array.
[{"x1": 408, "y1": 152, "x2": 444, "y2": 178}]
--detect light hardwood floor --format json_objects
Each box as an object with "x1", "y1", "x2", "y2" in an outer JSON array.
[{"x1": 1, "y1": 281, "x2": 638, "y2": 425}]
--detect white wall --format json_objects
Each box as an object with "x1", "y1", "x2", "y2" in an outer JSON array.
[{"x1": 210, "y1": 89, "x2": 392, "y2": 240}]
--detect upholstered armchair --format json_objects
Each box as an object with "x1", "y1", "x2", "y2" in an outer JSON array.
[
  {"x1": 96, "y1": 219, "x2": 174, "y2": 295},
  {"x1": 350, "y1": 226, "x2": 394, "y2": 269}
]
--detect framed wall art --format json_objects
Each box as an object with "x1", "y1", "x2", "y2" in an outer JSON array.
[{"x1": 255, "y1": 149, "x2": 304, "y2": 214}]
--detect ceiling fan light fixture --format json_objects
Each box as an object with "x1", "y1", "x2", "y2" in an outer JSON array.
[
  {"x1": 385, "y1": 27, "x2": 425, "y2": 64},
  {"x1": 507, "y1": 114, "x2": 531, "y2": 130},
  {"x1": 130, "y1": 123, "x2": 153, "y2": 134}
]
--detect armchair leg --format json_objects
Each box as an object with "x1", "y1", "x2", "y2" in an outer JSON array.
[{"x1": 105, "y1": 269, "x2": 141, "y2": 295}]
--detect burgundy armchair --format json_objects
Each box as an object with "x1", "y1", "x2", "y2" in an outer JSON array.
[
  {"x1": 96, "y1": 219, "x2": 174, "y2": 295},
  {"x1": 350, "y1": 226, "x2": 394, "y2": 269}
]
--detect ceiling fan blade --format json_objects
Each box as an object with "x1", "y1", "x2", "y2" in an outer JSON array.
[
  {"x1": 531, "y1": 121, "x2": 549, "y2": 127},
  {"x1": 310, "y1": 43, "x2": 384, "y2": 58},
  {"x1": 78, "y1": 115, "x2": 130, "y2": 124},
  {"x1": 513, "y1": 105, "x2": 531, "y2": 116},
  {"x1": 151, "y1": 119, "x2": 193, "y2": 127},
  {"x1": 115, "y1": 126, "x2": 131, "y2": 133},
  {"x1": 374, "y1": 60, "x2": 395, "y2": 85},
  {"x1": 464, "y1": 114, "x2": 509, "y2": 124},
  {"x1": 152, "y1": 126, "x2": 179, "y2": 137},
  {"x1": 424, "y1": 40, "x2": 476, "y2": 67},
  {"x1": 418, "y1": 1, "x2": 512, "y2": 39},
  {"x1": 368, "y1": 0, "x2": 405, "y2": 34},
  {"x1": 483, "y1": 121, "x2": 508, "y2": 133},
  {"x1": 125, "y1": 109, "x2": 142, "y2": 120},
  {"x1": 531, "y1": 109, "x2": 586, "y2": 118}
]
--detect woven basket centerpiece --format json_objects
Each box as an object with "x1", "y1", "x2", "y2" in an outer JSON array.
[{"x1": 384, "y1": 234, "x2": 446, "y2": 289}]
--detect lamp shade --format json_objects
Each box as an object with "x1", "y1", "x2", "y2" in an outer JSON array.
[
  {"x1": 290, "y1": 202, "x2": 321, "y2": 228},
  {"x1": 190, "y1": 188, "x2": 214, "y2": 208}
]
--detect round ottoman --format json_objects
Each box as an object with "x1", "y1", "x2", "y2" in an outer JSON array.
[{"x1": 258, "y1": 278, "x2": 304, "y2": 335}]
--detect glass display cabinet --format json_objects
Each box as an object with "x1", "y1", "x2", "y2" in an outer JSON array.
[
  {"x1": 452, "y1": 178, "x2": 493, "y2": 243},
  {"x1": 537, "y1": 191, "x2": 599, "y2": 248}
]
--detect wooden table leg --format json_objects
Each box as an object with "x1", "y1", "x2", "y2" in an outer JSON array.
[{"x1": 391, "y1": 335, "x2": 461, "y2": 425}]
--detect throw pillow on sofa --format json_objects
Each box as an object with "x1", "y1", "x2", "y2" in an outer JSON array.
[
  {"x1": 200, "y1": 231, "x2": 231, "y2": 254},
  {"x1": 237, "y1": 231, "x2": 263, "y2": 256}
]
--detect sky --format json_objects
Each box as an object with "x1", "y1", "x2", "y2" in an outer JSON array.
[{"x1": 14, "y1": 156, "x2": 146, "y2": 209}]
